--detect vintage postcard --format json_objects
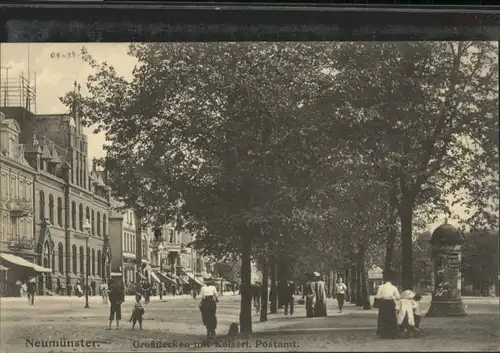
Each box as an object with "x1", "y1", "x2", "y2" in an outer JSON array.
[{"x1": 0, "y1": 41, "x2": 498, "y2": 353}]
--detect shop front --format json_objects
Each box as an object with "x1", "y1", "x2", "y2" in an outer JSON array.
[{"x1": 0, "y1": 252, "x2": 52, "y2": 296}]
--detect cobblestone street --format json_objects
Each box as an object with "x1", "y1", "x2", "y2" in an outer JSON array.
[{"x1": 1, "y1": 294, "x2": 499, "y2": 352}]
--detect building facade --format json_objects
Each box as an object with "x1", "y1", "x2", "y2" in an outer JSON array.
[
  {"x1": 109, "y1": 202, "x2": 151, "y2": 289},
  {"x1": 0, "y1": 101, "x2": 112, "y2": 295},
  {"x1": 0, "y1": 113, "x2": 37, "y2": 295}
]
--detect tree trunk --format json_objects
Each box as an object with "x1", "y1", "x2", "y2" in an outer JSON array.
[
  {"x1": 344, "y1": 268, "x2": 350, "y2": 302},
  {"x1": 350, "y1": 264, "x2": 357, "y2": 304},
  {"x1": 134, "y1": 209, "x2": 143, "y2": 293},
  {"x1": 239, "y1": 234, "x2": 252, "y2": 333},
  {"x1": 270, "y1": 257, "x2": 277, "y2": 313},
  {"x1": 385, "y1": 188, "x2": 399, "y2": 271},
  {"x1": 400, "y1": 204, "x2": 414, "y2": 290},
  {"x1": 356, "y1": 265, "x2": 363, "y2": 306},
  {"x1": 260, "y1": 258, "x2": 268, "y2": 322},
  {"x1": 359, "y1": 245, "x2": 372, "y2": 310}
]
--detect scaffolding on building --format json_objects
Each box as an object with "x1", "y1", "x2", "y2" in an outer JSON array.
[{"x1": 0, "y1": 70, "x2": 37, "y2": 114}]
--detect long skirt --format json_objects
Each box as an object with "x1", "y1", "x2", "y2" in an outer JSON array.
[
  {"x1": 314, "y1": 300, "x2": 327, "y2": 317},
  {"x1": 200, "y1": 298, "x2": 217, "y2": 331},
  {"x1": 377, "y1": 299, "x2": 399, "y2": 338},
  {"x1": 305, "y1": 296, "x2": 315, "y2": 317}
]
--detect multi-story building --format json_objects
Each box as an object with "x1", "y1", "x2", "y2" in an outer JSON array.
[
  {"x1": 0, "y1": 112, "x2": 39, "y2": 295},
  {"x1": 108, "y1": 202, "x2": 151, "y2": 289},
  {"x1": 0, "y1": 83, "x2": 112, "y2": 295},
  {"x1": 150, "y1": 224, "x2": 206, "y2": 293}
]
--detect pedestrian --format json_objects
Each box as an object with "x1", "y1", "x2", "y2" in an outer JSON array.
[
  {"x1": 75, "y1": 280, "x2": 83, "y2": 297},
  {"x1": 26, "y1": 278, "x2": 36, "y2": 305},
  {"x1": 56, "y1": 277, "x2": 61, "y2": 295},
  {"x1": 100, "y1": 280, "x2": 109, "y2": 304},
  {"x1": 283, "y1": 280, "x2": 295, "y2": 316},
  {"x1": 374, "y1": 269, "x2": 401, "y2": 339},
  {"x1": 67, "y1": 283, "x2": 72, "y2": 296},
  {"x1": 107, "y1": 278, "x2": 124, "y2": 330},
  {"x1": 129, "y1": 293, "x2": 145, "y2": 330},
  {"x1": 313, "y1": 272, "x2": 327, "y2": 317},
  {"x1": 335, "y1": 277, "x2": 347, "y2": 313},
  {"x1": 199, "y1": 277, "x2": 218, "y2": 341},
  {"x1": 91, "y1": 280, "x2": 96, "y2": 296},
  {"x1": 397, "y1": 288, "x2": 418, "y2": 336},
  {"x1": 253, "y1": 282, "x2": 261, "y2": 313},
  {"x1": 303, "y1": 274, "x2": 316, "y2": 318},
  {"x1": 142, "y1": 280, "x2": 150, "y2": 304},
  {"x1": 413, "y1": 294, "x2": 423, "y2": 330}
]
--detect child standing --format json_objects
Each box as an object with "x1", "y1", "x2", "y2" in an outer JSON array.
[
  {"x1": 130, "y1": 294, "x2": 145, "y2": 330},
  {"x1": 397, "y1": 289, "x2": 417, "y2": 336},
  {"x1": 413, "y1": 294, "x2": 423, "y2": 330}
]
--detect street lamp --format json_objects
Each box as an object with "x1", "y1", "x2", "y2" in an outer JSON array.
[{"x1": 82, "y1": 219, "x2": 91, "y2": 309}]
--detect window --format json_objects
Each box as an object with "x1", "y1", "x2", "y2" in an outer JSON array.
[
  {"x1": 169, "y1": 229, "x2": 174, "y2": 243},
  {"x1": 79, "y1": 204, "x2": 83, "y2": 231},
  {"x1": 79, "y1": 245, "x2": 84, "y2": 275},
  {"x1": 102, "y1": 214, "x2": 107, "y2": 237},
  {"x1": 72, "y1": 244, "x2": 77, "y2": 274},
  {"x1": 85, "y1": 206, "x2": 90, "y2": 225},
  {"x1": 71, "y1": 202, "x2": 76, "y2": 229},
  {"x1": 39, "y1": 191, "x2": 45, "y2": 221},
  {"x1": 57, "y1": 197, "x2": 63, "y2": 227},
  {"x1": 97, "y1": 250, "x2": 101, "y2": 277},
  {"x1": 58, "y1": 243, "x2": 64, "y2": 273},
  {"x1": 97, "y1": 212, "x2": 101, "y2": 236},
  {"x1": 91, "y1": 210, "x2": 95, "y2": 235},
  {"x1": 91, "y1": 249, "x2": 95, "y2": 276},
  {"x1": 48, "y1": 194, "x2": 54, "y2": 224}
]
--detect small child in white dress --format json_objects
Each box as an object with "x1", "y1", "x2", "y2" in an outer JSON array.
[{"x1": 397, "y1": 289, "x2": 417, "y2": 334}]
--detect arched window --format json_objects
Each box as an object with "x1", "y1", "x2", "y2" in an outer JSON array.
[
  {"x1": 58, "y1": 242, "x2": 64, "y2": 273},
  {"x1": 72, "y1": 244, "x2": 77, "y2": 274},
  {"x1": 102, "y1": 214, "x2": 107, "y2": 237},
  {"x1": 97, "y1": 212, "x2": 101, "y2": 236},
  {"x1": 91, "y1": 249, "x2": 95, "y2": 276},
  {"x1": 79, "y1": 204, "x2": 84, "y2": 231},
  {"x1": 71, "y1": 201, "x2": 76, "y2": 229},
  {"x1": 39, "y1": 191, "x2": 45, "y2": 221},
  {"x1": 57, "y1": 197, "x2": 63, "y2": 227},
  {"x1": 85, "y1": 206, "x2": 90, "y2": 225},
  {"x1": 48, "y1": 194, "x2": 54, "y2": 224},
  {"x1": 97, "y1": 250, "x2": 102, "y2": 277},
  {"x1": 91, "y1": 210, "x2": 95, "y2": 235},
  {"x1": 79, "y1": 245, "x2": 84, "y2": 276}
]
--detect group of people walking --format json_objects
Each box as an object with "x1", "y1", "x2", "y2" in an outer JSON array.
[{"x1": 303, "y1": 272, "x2": 328, "y2": 317}]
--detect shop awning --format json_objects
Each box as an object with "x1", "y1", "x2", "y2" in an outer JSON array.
[
  {"x1": 154, "y1": 270, "x2": 176, "y2": 284},
  {"x1": 184, "y1": 271, "x2": 196, "y2": 281},
  {"x1": 150, "y1": 271, "x2": 162, "y2": 284},
  {"x1": 196, "y1": 276, "x2": 204, "y2": 285},
  {"x1": 0, "y1": 253, "x2": 51, "y2": 273},
  {"x1": 0, "y1": 265, "x2": 9, "y2": 271}
]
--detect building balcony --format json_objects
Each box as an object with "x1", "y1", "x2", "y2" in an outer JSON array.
[
  {"x1": 7, "y1": 198, "x2": 33, "y2": 217},
  {"x1": 8, "y1": 236, "x2": 35, "y2": 250}
]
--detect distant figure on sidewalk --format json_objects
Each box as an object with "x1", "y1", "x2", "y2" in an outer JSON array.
[
  {"x1": 335, "y1": 277, "x2": 347, "y2": 313},
  {"x1": 107, "y1": 279, "x2": 124, "y2": 330},
  {"x1": 283, "y1": 280, "x2": 295, "y2": 316},
  {"x1": 303, "y1": 274, "x2": 316, "y2": 318},
  {"x1": 253, "y1": 282, "x2": 261, "y2": 313},
  {"x1": 100, "y1": 280, "x2": 109, "y2": 304},
  {"x1": 200, "y1": 277, "x2": 218, "y2": 341},
  {"x1": 375, "y1": 269, "x2": 400, "y2": 339},
  {"x1": 313, "y1": 272, "x2": 327, "y2": 317},
  {"x1": 75, "y1": 280, "x2": 83, "y2": 297},
  {"x1": 413, "y1": 294, "x2": 423, "y2": 330},
  {"x1": 91, "y1": 280, "x2": 96, "y2": 296},
  {"x1": 56, "y1": 277, "x2": 62, "y2": 295},
  {"x1": 129, "y1": 293, "x2": 145, "y2": 330},
  {"x1": 26, "y1": 278, "x2": 36, "y2": 305}
]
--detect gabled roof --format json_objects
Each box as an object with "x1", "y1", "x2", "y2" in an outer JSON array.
[{"x1": 40, "y1": 143, "x2": 52, "y2": 160}]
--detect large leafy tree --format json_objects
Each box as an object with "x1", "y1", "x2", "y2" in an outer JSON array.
[{"x1": 312, "y1": 42, "x2": 498, "y2": 288}]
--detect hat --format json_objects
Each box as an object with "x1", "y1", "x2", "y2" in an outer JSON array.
[
  {"x1": 203, "y1": 277, "x2": 215, "y2": 283},
  {"x1": 313, "y1": 272, "x2": 320, "y2": 277}
]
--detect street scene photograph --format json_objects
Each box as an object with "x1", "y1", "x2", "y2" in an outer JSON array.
[{"x1": 0, "y1": 42, "x2": 499, "y2": 352}]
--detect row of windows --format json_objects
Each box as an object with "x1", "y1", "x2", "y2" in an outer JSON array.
[
  {"x1": 38, "y1": 191, "x2": 107, "y2": 237},
  {"x1": 47, "y1": 243, "x2": 107, "y2": 277}
]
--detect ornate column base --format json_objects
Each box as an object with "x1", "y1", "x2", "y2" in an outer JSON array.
[{"x1": 426, "y1": 297, "x2": 467, "y2": 317}]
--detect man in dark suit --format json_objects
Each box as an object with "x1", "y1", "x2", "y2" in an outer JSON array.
[{"x1": 283, "y1": 280, "x2": 296, "y2": 316}]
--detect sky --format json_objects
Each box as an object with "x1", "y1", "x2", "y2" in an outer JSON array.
[{"x1": 0, "y1": 43, "x2": 495, "y2": 232}]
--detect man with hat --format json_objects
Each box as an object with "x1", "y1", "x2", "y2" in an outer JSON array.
[{"x1": 199, "y1": 276, "x2": 219, "y2": 340}]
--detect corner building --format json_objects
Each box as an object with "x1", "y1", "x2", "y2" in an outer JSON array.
[{"x1": 0, "y1": 103, "x2": 111, "y2": 295}]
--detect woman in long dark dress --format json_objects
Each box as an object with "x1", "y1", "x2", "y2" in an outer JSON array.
[
  {"x1": 302, "y1": 274, "x2": 316, "y2": 318},
  {"x1": 199, "y1": 278, "x2": 218, "y2": 340},
  {"x1": 375, "y1": 270, "x2": 401, "y2": 339}
]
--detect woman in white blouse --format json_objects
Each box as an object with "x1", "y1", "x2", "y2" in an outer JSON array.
[
  {"x1": 199, "y1": 278, "x2": 218, "y2": 340},
  {"x1": 375, "y1": 270, "x2": 401, "y2": 339}
]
